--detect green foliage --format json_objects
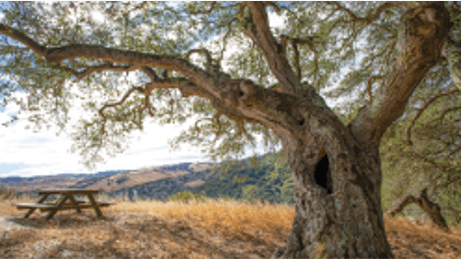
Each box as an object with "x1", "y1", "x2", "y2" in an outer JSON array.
[
  {"x1": 188, "y1": 152, "x2": 295, "y2": 205},
  {"x1": 219, "y1": 194, "x2": 233, "y2": 202},
  {"x1": 168, "y1": 191, "x2": 206, "y2": 204},
  {"x1": 379, "y1": 83, "x2": 461, "y2": 226},
  {"x1": 0, "y1": 1, "x2": 414, "y2": 167},
  {"x1": 242, "y1": 184, "x2": 263, "y2": 202}
]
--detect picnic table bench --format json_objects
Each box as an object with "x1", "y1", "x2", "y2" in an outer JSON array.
[{"x1": 11, "y1": 189, "x2": 115, "y2": 220}]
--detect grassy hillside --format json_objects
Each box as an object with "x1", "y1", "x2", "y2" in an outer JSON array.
[{"x1": 0, "y1": 163, "x2": 216, "y2": 194}]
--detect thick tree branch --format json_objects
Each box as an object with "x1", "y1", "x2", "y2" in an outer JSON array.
[
  {"x1": 45, "y1": 45, "x2": 212, "y2": 84},
  {"x1": 406, "y1": 88, "x2": 459, "y2": 145},
  {"x1": 246, "y1": 2, "x2": 300, "y2": 95},
  {"x1": 1, "y1": 19, "x2": 339, "y2": 154},
  {"x1": 57, "y1": 64, "x2": 141, "y2": 79},
  {"x1": 144, "y1": 78, "x2": 211, "y2": 99},
  {"x1": 349, "y1": 3, "x2": 451, "y2": 148},
  {"x1": 0, "y1": 23, "x2": 220, "y2": 98},
  {"x1": 0, "y1": 24, "x2": 46, "y2": 56}
]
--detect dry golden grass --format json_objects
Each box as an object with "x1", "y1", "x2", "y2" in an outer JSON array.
[{"x1": 1, "y1": 194, "x2": 460, "y2": 258}]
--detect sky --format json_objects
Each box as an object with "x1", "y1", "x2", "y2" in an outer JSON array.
[{"x1": 0, "y1": 3, "x2": 289, "y2": 178}]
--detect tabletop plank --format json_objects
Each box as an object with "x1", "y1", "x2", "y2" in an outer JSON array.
[{"x1": 11, "y1": 203, "x2": 59, "y2": 209}]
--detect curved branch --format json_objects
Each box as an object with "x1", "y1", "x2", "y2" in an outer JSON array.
[
  {"x1": 406, "y1": 88, "x2": 459, "y2": 145},
  {"x1": 218, "y1": 18, "x2": 238, "y2": 63},
  {"x1": 98, "y1": 87, "x2": 144, "y2": 135},
  {"x1": 386, "y1": 187, "x2": 451, "y2": 232},
  {"x1": 194, "y1": 117, "x2": 213, "y2": 136},
  {"x1": 44, "y1": 45, "x2": 212, "y2": 85},
  {"x1": 140, "y1": 66, "x2": 158, "y2": 81},
  {"x1": 0, "y1": 23, "x2": 217, "y2": 96},
  {"x1": 323, "y1": 2, "x2": 398, "y2": 25},
  {"x1": 211, "y1": 112, "x2": 224, "y2": 145},
  {"x1": 440, "y1": 105, "x2": 461, "y2": 122}
]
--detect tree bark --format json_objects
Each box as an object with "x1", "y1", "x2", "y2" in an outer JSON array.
[
  {"x1": 270, "y1": 116, "x2": 393, "y2": 258},
  {"x1": 386, "y1": 187, "x2": 451, "y2": 233}
]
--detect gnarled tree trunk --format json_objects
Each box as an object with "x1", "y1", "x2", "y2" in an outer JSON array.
[{"x1": 268, "y1": 105, "x2": 393, "y2": 258}]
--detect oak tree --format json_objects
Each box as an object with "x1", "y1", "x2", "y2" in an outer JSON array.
[{"x1": 1, "y1": 2, "x2": 460, "y2": 258}]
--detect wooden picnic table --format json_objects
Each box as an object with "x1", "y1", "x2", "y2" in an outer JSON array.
[{"x1": 11, "y1": 189, "x2": 115, "y2": 220}]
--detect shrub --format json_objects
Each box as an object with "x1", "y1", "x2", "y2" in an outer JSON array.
[
  {"x1": 220, "y1": 194, "x2": 233, "y2": 202},
  {"x1": 169, "y1": 191, "x2": 206, "y2": 204}
]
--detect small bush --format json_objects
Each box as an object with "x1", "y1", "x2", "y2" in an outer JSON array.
[
  {"x1": 220, "y1": 195, "x2": 233, "y2": 202},
  {"x1": 169, "y1": 191, "x2": 206, "y2": 204}
]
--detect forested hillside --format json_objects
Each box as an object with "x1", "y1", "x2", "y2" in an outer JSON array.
[{"x1": 187, "y1": 153, "x2": 295, "y2": 205}]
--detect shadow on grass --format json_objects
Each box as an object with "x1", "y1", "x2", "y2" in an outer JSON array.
[
  {"x1": 6, "y1": 212, "x2": 117, "y2": 229},
  {"x1": 3, "y1": 212, "x2": 276, "y2": 258},
  {"x1": 0, "y1": 226, "x2": 38, "y2": 256}
]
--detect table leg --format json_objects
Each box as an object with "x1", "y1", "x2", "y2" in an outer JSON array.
[
  {"x1": 87, "y1": 194, "x2": 103, "y2": 217},
  {"x1": 46, "y1": 195, "x2": 69, "y2": 220},
  {"x1": 67, "y1": 195, "x2": 82, "y2": 213},
  {"x1": 24, "y1": 194, "x2": 50, "y2": 218}
]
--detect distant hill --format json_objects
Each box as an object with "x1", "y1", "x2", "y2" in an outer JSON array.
[
  {"x1": 0, "y1": 163, "x2": 216, "y2": 193},
  {"x1": 106, "y1": 153, "x2": 295, "y2": 205},
  {"x1": 1, "y1": 152, "x2": 295, "y2": 205}
]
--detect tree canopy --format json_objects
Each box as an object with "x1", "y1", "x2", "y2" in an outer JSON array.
[{"x1": 0, "y1": 1, "x2": 459, "y2": 182}]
